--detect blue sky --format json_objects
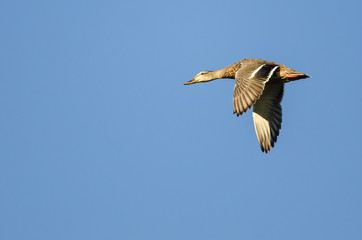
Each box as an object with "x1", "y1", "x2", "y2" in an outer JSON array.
[{"x1": 1, "y1": 0, "x2": 362, "y2": 239}]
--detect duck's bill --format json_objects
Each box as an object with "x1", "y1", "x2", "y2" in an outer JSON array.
[{"x1": 184, "y1": 79, "x2": 197, "y2": 85}]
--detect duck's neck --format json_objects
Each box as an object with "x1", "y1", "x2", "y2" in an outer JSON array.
[
  {"x1": 216, "y1": 62, "x2": 242, "y2": 79},
  {"x1": 208, "y1": 70, "x2": 225, "y2": 80}
]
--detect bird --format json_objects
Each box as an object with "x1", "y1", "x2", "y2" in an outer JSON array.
[{"x1": 184, "y1": 58, "x2": 309, "y2": 153}]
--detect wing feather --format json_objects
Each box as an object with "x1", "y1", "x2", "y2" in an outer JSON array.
[
  {"x1": 252, "y1": 83, "x2": 284, "y2": 153},
  {"x1": 233, "y1": 63, "x2": 279, "y2": 116}
]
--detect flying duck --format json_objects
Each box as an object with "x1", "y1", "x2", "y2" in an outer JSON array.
[{"x1": 184, "y1": 58, "x2": 309, "y2": 153}]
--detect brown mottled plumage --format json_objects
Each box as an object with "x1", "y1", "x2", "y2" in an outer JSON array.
[{"x1": 184, "y1": 58, "x2": 309, "y2": 153}]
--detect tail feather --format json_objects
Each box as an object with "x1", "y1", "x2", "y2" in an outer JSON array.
[{"x1": 285, "y1": 73, "x2": 310, "y2": 82}]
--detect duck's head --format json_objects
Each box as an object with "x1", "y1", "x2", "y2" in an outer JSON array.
[{"x1": 184, "y1": 71, "x2": 215, "y2": 85}]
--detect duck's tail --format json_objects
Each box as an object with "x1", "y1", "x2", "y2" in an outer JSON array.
[{"x1": 285, "y1": 73, "x2": 310, "y2": 82}]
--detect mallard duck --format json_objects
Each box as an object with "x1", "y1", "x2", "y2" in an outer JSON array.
[{"x1": 184, "y1": 58, "x2": 309, "y2": 153}]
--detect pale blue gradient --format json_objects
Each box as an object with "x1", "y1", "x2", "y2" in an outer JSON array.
[{"x1": 1, "y1": 0, "x2": 362, "y2": 239}]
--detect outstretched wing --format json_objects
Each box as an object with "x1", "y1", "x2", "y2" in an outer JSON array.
[
  {"x1": 252, "y1": 83, "x2": 284, "y2": 153},
  {"x1": 233, "y1": 63, "x2": 279, "y2": 116}
]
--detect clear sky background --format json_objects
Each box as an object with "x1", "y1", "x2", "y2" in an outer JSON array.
[{"x1": 1, "y1": 0, "x2": 362, "y2": 239}]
